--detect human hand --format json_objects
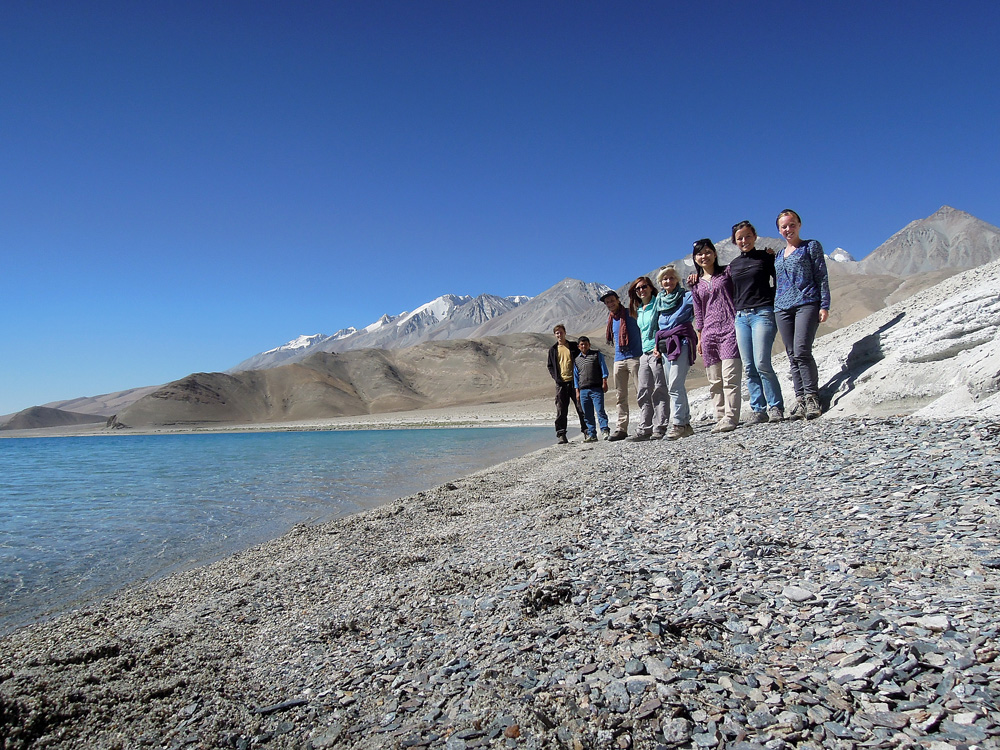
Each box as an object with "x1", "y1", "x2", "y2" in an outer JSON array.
[
  {"x1": 819, "y1": 309, "x2": 829, "y2": 323},
  {"x1": 686, "y1": 273, "x2": 697, "y2": 286}
]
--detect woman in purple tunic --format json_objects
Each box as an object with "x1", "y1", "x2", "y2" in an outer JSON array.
[{"x1": 690, "y1": 238, "x2": 742, "y2": 432}]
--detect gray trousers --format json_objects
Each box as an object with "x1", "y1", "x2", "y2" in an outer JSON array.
[
  {"x1": 775, "y1": 303, "x2": 821, "y2": 398},
  {"x1": 636, "y1": 351, "x2": 668, "y2": 437}
]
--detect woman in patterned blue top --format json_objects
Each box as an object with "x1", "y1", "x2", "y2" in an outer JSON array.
[{"x1": 774, "y1": 209, "x2": 830, "y2": 420}]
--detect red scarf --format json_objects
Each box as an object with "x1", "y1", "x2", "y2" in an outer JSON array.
[{"x1": 606, "y1": 305, "x2": 630, "y2": 350}]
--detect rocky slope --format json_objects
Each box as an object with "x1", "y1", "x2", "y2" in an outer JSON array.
[{"x1": 858, "y1": 206, "x2": 1000, "y2": 276}]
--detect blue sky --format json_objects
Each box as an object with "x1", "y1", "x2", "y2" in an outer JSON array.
[{"x1": 2, "y1": 0, "x2": 998, "y2": 416}]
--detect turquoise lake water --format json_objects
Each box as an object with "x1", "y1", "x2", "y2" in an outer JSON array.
[{"x1": 0, "y1": 427, "x2": 550, "y2": 634}]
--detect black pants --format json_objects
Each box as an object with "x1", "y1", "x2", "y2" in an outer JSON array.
[{"x1": 554, "y1": 381, "x2": 587, "y2": 436}]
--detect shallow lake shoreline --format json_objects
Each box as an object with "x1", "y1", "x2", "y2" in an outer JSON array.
[
  {"x1": 2, "y1": 415, "x2": 998, "y2": 749},
  {"x1": 0, "y1": 399, "x2": 554, "y2": 439}
]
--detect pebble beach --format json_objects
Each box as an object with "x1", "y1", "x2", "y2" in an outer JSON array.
[{"x1": 2, "y1": 415, "x2": 999, "y2": 749}]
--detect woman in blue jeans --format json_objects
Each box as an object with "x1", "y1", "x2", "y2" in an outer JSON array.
[
  {"x1": 729, "y1": 220, "x2": 785, "y2": 424},
  {"x1": 774, "y1": 209, "x2": 830, "y2": 420}
]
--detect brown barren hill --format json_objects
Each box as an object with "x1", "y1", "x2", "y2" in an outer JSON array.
[{"x1": 111, "y1": 333, "x2": 555, "y2": 428}]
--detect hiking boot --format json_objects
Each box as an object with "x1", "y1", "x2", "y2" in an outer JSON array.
[
  {"x1": 628, "y1": 433, "x2": 651, "y2": 442},
  {"x1": 583, "y1": 434, "x2": 598, "y2": 443},
  {"x1": 557, "y1": 434, "x2": 569, "y2": 444},
  {"x1": 805, "y1": 395, "x2": 822, "y2": 419},
  {"x1": 650, "y1": 431, "x2": 665, "y2": 441},
  {"x1": 787, "y1": 398, "x2": 806, "y2": 421},
  {"x1": 602, "y1": 429, "x2": 611, "y2": 441},
  {"x1": 768, "y1": 406, "x2": 785, "y2": 422},
  {"x1": 711, "y1": 420, "x2": 737, "y2": 433},
  {"x1": 746, "y1": 410, "x2": 769, "y2": 426},
  {"x1": 667, "y1": 423, "x2": 695, "y2": 440},
  {"x1": 608, "y1": 431, "x2": 628, "y2": 441}
]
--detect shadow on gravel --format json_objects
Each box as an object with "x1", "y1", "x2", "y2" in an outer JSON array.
[{"x1": 820, "y1": 312, "x2": 905, "y2": 410}]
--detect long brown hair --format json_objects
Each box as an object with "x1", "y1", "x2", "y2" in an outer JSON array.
[{"x1": 627, "y1": 276, "x2": 657, "y2": 317}]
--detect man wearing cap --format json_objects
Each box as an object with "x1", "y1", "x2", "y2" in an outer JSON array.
[{"x1": 601, "y1": 290, "x2": 643, "y2": 441}]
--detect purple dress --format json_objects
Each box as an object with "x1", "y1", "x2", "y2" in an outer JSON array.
[{"x1": 691, "y1": 269, "x2": 740, "y2": 367}]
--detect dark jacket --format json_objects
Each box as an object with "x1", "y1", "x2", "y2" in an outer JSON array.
[
  {"x1": 573, "y1": 350, "x2": 608, "y2": 389},
  {"x1": 547, "y1": 341, "x2": 580, "y2": 385}
]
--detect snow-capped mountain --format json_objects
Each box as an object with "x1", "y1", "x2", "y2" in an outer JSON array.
[
  {"x1": 232, "y1": 293, "x2": 532, "y2": 372},
  {"x1": 229, "y1": 207, "x2": 999, "y2": 374},
  {"x1": 471, "y1": 279, "x2": 613, "y2": 339},
  {"x1": 230, "y1": 329, "x2": 357, "y2": 372}
]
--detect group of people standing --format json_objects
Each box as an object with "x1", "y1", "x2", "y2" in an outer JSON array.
[{"x1": 547, "y1": 209, "x2": 831, "y2": 443}]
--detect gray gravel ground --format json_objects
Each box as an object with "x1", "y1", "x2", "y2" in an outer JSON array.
[{"x1": 1, "y1": 416, "x2": 999, "y2": 750}]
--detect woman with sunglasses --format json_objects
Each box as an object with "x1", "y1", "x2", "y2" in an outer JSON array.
[
  {"x1": 691, "y1": 239, "x2": 742, "y2": 432},
  {"x1": 627, "y1": 276, "x2": 668, "y2": 440}
]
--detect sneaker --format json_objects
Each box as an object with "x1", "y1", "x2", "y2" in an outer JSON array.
[
  {"x1": 650, "y1": 432, "x2": 665, "y2": 441},
  {"x1": 557, "y1": 434, "x2": 569, "y2": 444},
  {"x1": 608, "y1": 431, "x2": 628, "y2": 442},
  {"x1": 746, "y1": 410, "x2": 769, "y2": 426},
  {"x1": 787, "y1": 399, "x2": 806, "y2": 421},
  {"x1": 667, "y1": 423, "x2": 695, "y2": 440},
  {"x1": 602, "y1": 429, "x2": 611, "y2": 441},
  {"x1": 628, "y1": 433, "x2": 651, "y2": 442},
  {"x1": 805, "y1": 395, "x2": 822, "y2": 420},
  {"x1": 768, "y1": 407, "x2": 785, "y2": 423},
  {"x1": 583, "y1": 434, "x2": 598, "y2": 443},
  {"x1": 711, "y1": 420, "x2": 737, "y2": 433}
]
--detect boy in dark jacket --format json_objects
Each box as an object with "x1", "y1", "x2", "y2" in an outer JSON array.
[
  {"x1": 573, "y1": 336, "x2": 610, "y2": 442},
  {"x1": 547, "y1": 324, "x2": 587, "y2": 444}
]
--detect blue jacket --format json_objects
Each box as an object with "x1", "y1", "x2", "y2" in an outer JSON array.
[
  {"x1": 657, "y1": 291, "x2": 694, "y2": 330},
  {"x1": 774, "y1": 240, "x2": 831, "y2": 311},
  {"x1": 609, "y1": 315, "x2": 642, "y2": 361}
]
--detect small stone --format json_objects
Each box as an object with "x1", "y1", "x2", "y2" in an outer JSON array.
[
  {"x1": 748, "y1": 709, "x2": 777, "y2": 729},
  {"x1": 916, "y1": 615, "x2": 950, "y2": 632},
  {"x1": 833, "y1": 661, "x2": 880, "y2": 684},
  {"x1": 782, "y1": 585, "x2": 815, "y2": 602},
  {"x1": 660, "y1": 718, "x2": 692, "y2": 744},
  {"x1": 624, "y1": 659, "x2": 645, "y2": 675},
  {"x1": 603, "y1": 681, "x2": 631, "y2": 713}
]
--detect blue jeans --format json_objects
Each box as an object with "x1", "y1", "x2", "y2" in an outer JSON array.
[
  {"x1": 578, "y1": 388, "x2": 609, "y2": 436},
  {"x1": 735, "y1": 306, "x2": 784, "y2": 412}
]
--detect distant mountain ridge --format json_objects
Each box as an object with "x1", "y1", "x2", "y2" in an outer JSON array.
[
  {"x1": 231, "y1": 284, "x2": 610, "y2": 373},
  {"x1": 114, "y1": 334, "x2": 556, "y2": 427},
  {"x1": 233, "y1": 207, "x2": 996, "y2": 377},
  {"x1": 4, "y1": 205, "x2": 998, "y2": 431},
  {"x1": 858, "y1": 206, "x2": 1000, "y2": 276},
  {"x1": 230, "y1": 293, "x2": 532, "y2": 371},
  {"x1": 0, "y1": 406, "x2": 105, "y2": 431}
]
